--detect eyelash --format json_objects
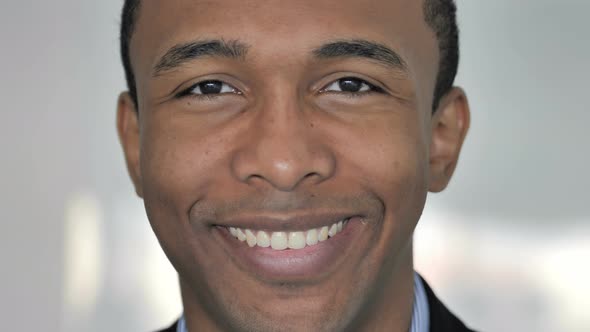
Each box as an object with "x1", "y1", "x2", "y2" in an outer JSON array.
[
  {"x1": 319, "y1": 78, "x2": 384, "y2": 98},
  {"x1": 175, "y1": 81, "x2": 241, "y2": 101},
  {"x1": 175, "y1": 77, "x2": 384, "y2": 100}
]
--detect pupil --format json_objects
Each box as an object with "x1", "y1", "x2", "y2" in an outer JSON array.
[
  {"x1": 338, "y1": 78, "x2": 362, "y2": 92},
  {"x1": 199, "y1": 81, "x2": 222, "y2": 94}
]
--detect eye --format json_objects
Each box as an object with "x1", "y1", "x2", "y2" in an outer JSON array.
[
  {"x1": 177, "y1": 80, "x2": 241, "y2": 98},
  {"x1": 321, "y1": 77, "x2": 383, "y2": 94}
]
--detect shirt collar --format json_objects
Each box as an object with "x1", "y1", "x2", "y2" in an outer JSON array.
[
  {"x1": 411, "y1": 271, "x2": 430, "y2": 332},
  {"x1": 177, "y1": 272, "x2": 429, "y2": 332}
]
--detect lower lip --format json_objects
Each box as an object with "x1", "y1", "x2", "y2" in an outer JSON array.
[{"x1": 215, "y1": 218, "x2": 363, "y2": 282}]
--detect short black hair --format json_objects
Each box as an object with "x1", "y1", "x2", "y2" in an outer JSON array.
[
  {"x1": 120, "y1": 0, "x2": 141, "y2": 107},
  {"x1": 120, "y1": 0, "x2": 458, "y2": 111},
  {"x1": 423, "y1": 0, "x2": 459, "y2": 111}
]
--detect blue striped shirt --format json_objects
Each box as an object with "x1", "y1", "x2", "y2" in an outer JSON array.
[{"x1": 177, "y1": 272, "x2": 429, "y2": 332}]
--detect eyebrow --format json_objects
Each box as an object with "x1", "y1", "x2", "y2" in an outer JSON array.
[
  {"x1": 312, "y1": 39, "x2": 408, "y2": 72},
  {"x1": 153, "y1": 39, "x2": 250, "y2": 75},
  {"x1": 153, "y1": 38, "x2": 407, "y2": 76}
]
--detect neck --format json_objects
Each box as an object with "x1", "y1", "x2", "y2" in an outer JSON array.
[
  {"x1": 351, "y1": 239, "x2": 415, "y2": 332},
  {"x1": 180, "y1": 278, "x2": 226, "y2": 332}
]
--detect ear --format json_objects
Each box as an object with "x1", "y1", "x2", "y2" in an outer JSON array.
[
  {"x1": 428, "y1": 87, "x2": 470, "y2": 193},
  {"x1": 117, "y1": 92, "x2": 144, "y2": 198}
]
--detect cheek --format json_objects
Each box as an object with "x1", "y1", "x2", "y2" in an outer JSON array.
[
  {"x1": 137, "y1": 112, "x2": 236, "y2": 261},
  {"x1": 340, "y1": 112, "x2": 429, "y2": 205},
  {"x1": 339, "y1": 111, "x2": 429, "y2": 257},
  {"x1": 140, "y1": 112, "x2": 231, "y2": 211}
]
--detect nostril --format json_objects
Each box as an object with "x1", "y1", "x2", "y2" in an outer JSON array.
[
  {"x1": 303, "y1": 172, "x2": 320, "y2": 182},
  {"x1": 245, "y1": 174, "x2": 265, "y2": 184}
]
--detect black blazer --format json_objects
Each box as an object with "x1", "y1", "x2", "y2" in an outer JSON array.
[{"x1": 156, "y1": 277, "x2": 475, "y2": 332}]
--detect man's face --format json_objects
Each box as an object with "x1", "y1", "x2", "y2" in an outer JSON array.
[{"x1": 118, "y1": 0, "x2": 468, "y2": 330}]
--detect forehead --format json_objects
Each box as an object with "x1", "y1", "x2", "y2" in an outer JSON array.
[{"x1": 130, "y1": 0, "x2": 437, "y2": 95}]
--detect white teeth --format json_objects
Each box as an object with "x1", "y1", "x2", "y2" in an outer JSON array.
[
  {"x1": 256, "y1": 231, "x2": 270, "y2": 248},
  {"x1": 271, "y1": 232, "x2": 288, "y2": 250},
  {"x1": 227, "y1": 219, "x2": 349, "y2": 251},
  {"x1": 306, "y1": 229, "x2": 318, "y2": 246},
  {"x1": 288, "y1": 232, "x2": 306, "y2": 249},
  {"x1": 328, "y1": 223, "x2": 338, "y2": 237},
  {"x1": 236, "y1": 228, "x2": 246, "y2": 242},
  {"x1": 318, "y1": 226, "x2": 329, "y2": 242},
  {"x1": 245, "y1": 229, "x2": 257, "y2": 248}
]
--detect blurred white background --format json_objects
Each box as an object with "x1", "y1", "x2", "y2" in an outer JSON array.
[{"x1": 0, "y1": 1, "x2": 588, "y2": 331}]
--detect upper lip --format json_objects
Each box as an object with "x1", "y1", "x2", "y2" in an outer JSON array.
[{"x1": 213, "y1": 211, "x2": 356, "y2": 232}]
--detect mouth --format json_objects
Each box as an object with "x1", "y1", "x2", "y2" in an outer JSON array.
[
  {"x1": 227, "y1": 218, "x2": 350, "y2": 250},
  {"x1": 213, "y1": 215, "x2": 366, "y2": 281}
]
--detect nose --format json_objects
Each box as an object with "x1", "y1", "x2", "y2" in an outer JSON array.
[{"x1": 231, "y1": 98, "x2": 336, "y2": 192}]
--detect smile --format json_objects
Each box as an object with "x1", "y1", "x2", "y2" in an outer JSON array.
[
  {"x1": 214, "y1": 215, "x2": 365, "y2": 280},
  {"x1": 227, "y1": 218, "x2": 350, "y2": 250}
]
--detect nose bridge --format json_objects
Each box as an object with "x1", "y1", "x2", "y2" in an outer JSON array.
[
  {"x1": 257, "y1": 90, "x2": 306, "y2": 150},
  {"x1": 258, "y1": 93, "x2": 309, "y2": 171},
  {"x1": 231, "y1": 89, "x2": 335, "y2": 191}
]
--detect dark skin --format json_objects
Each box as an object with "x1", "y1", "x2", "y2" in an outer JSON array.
[{"x1": 117, "y1": 0, "x2": 470, "y2": 331}]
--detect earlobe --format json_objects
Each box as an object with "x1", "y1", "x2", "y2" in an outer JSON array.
[
  {"x1": 117, "y1": 92, "x2": 144, "y2": 197},
  {"x1": 428, "y1": 87, "x2": 470, "y2": 193}
]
